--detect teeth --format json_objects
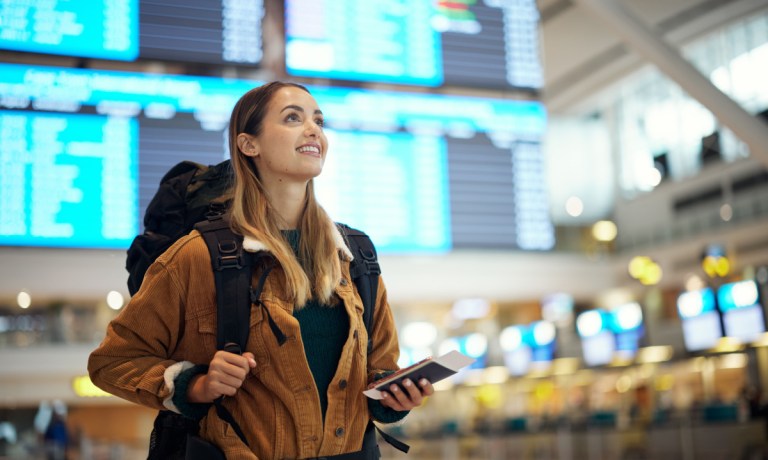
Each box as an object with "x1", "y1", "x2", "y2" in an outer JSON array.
[{"x1": 298, "y1": 145, "x2": 319, "y2": 154}]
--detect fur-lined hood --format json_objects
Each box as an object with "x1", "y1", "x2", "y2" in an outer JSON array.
[{"x1": 241, "y1": 223, "x2": 354, "y2": 261}]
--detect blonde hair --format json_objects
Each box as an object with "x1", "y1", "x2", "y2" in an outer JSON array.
[{"x1": 227, "y1": 82, "x2": 341, "y2": 307}]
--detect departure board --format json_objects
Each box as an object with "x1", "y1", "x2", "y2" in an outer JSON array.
[
  {"x1": 0, "y1": 0, "x2": 139, "y2": 60},
  {"x1": 0, "y1": 0, "x2": 264, "y2": 65},
  {"x1": 0, "y1": 111, "x2": 138, "y2": 249},
  {"x1": 139, "y1": 0, "x2": 264, "y2": 65},
  {"x1": 285, "y1": 0, "x2": 543, "y2": 90},
  {"x1": 0, "y1": 63, "x2": 551, "y2": 252},
  {"x1": 317, "y1": 132, "x2": 450, "y2": 252}
]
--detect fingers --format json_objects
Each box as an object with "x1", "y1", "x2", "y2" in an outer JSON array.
[
  {"x1": 242, "y1": 352, "x2": 257, "y2": 368},
  {"x1": 418, "y1": 378, "x2": 435, "y2": 396},
  {"x1": 380, "y1": 379, "x2": 433, "y2": 411},
  {"x1": 206, "y1": 350, "x2": 254, "y2": 398},
  {"x1": 214, "y1": 350, "x2": 253, "y2": 372}
]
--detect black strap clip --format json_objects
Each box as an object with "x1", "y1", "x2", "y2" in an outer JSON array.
[
  {"x1": 358, "y1": 248, "x2": 381, "y2": 276},
  {"x1": 215, "y1": 239, "x2": 244, "y2": 270}
]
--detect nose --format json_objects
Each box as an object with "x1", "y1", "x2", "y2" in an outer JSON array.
[{"x1": 304, "y1": 120, "x2": 321, "y2": 137}]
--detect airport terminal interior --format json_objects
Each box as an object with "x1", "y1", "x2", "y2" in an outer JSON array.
[{"x1": 1, "y1": 0, "x2": 768, "y2": 458}]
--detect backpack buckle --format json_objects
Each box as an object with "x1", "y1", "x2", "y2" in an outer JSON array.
[
  {"x1": 215, "y1": 240, "x2": 244, "y2": 270},
  {"x1": 358, "y1": 248, "x2": 381, "y2": 276},
  {"x1": 206, "y1": 202, "x2": 228, "y2": 220}
]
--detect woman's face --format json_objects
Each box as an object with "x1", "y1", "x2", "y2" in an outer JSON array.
[{"x1": 239, "y1": 86, "x2": 328, "y2": 186}]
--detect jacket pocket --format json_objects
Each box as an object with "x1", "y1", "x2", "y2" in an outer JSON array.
[
  {"x1": 195, "y1": 312, "x2": 219, "y2": 358},
  {"x1": 247, "y1": 304, "x2": 272, "y2": 373},
  {"x1": 194, "y1": 304, "x2": 273, "y2": 373}
]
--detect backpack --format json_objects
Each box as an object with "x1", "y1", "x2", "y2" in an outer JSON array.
[
  {"x1": 127, "y1": 160, "x2": 400, "y2": 459},
  {"x1": 127, "y1": 160, "x2": 381, "y2": 345}
]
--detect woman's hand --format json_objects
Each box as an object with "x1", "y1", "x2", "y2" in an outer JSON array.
[
  {"x1": 187, "y1": 351, "x2": 256, "y2": 403},
  {"x1": 379, "y1": 378, "x2": 434, "y2": 411}
]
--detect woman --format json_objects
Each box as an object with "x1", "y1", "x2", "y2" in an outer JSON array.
[{"x1": 88, "y1": 82, "x2": 433, "y2": 459}]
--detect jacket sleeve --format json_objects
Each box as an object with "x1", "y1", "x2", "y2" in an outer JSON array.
[
  {"x1": 87, "y1": 241, "x2": 194, "y2": 411},
  {"x1": 366, "y1": 276, "x2": 410, "y2": 423}
]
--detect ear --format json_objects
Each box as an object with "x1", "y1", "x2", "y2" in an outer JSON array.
[{"x1": 237, "y1": 133, "x2": 260, "y2": 157}]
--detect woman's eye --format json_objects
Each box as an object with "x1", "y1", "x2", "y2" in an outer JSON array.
[
  {"x1": 286, "y1": 113, "x2": 300, "y2": 122},
  {"x1": 315, "y1": 118, "x2": 325, "y2": 127}
]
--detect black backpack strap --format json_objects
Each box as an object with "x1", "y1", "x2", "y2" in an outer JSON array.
[
  {"x1": 336, "y1": 224, "x2": 410, "y2": 455},
  {"x1": 195, "y1": 214, "x2": 252, "y2": 351},
  {"x1": 194, "y1": 212, "x2": 254, "y2": 448},
  {"x1": 337, "y1": 223, "x2": 380, "y2": 355}
]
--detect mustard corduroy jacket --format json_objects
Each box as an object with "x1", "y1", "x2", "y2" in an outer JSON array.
[{"x1": 88, "y1": 227, "x2": 402, "y2": 459}]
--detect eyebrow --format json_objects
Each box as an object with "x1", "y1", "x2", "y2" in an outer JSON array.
[{"x1": 281, "y1": 104, "x2": 323, "y2": 115}]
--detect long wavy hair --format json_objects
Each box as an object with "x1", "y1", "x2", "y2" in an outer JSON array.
[{"x1": 228, "y1": 82, "x2": 341, "y2": 308}]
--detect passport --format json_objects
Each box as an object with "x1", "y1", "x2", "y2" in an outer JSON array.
[{"x1": 363, "y1": 350, "x2": 475, "y2": 400}]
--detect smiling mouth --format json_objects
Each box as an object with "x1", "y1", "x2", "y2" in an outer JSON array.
[{"x1": 297, "y1": 145, "x2": 321, "y2": 157}]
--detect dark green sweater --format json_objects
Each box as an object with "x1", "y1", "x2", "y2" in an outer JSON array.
[{"x1": 285, "y1": 230, "x2": 405, "y2": 425}]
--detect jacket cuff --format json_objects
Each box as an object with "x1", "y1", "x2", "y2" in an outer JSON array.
[
  {"x1": 369, "y1": 399, "x2": 409, "y2": 424},
  {"x1": 368, "y1": 370, "x2": 410, "y2": 424},
  {"x1": 368, "y1": 369, "x2": 395, "y2": 384},
  {"x1": 164, "y1": 362, "x2": 211, "y2": 420}
]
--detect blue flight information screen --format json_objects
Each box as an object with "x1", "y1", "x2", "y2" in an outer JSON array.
[
  {"x1": 0, "y1": 0, "x2": 265, "y2": 65},
  {"x1": 0, "y1": 111, "x2": 138, "y2": 249},
  {"x1": 316, "y1": 132, "x2": 450, "y2": 252},
  {"x1": 285, "y1": 0, "x2": 543, "y2": 90},
  {"x1": 286, "y1": 0, "x2": 442, "y2": 86},
  {"x1": 0, "y1": 63, "x2": 550, "y2": 253},
  {"x1": 0, "y1": 0, "x2": 139, "y2": 60}
]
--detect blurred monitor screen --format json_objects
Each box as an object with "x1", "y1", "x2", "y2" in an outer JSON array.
[
  {"x1": 582, "y1": 331, "x2": 615, "y2": 367},
  {"x1": 681, "y1": 311, "x2": 723, "y2": 351},
  {"x1": 503, "y1": 347, "x2": 532, "y2": 376},
  {"x1": 723, "y1": 305, "x2": 765, "y2": 344},
  {"x1": 0, "y1": 0, "x2": 264, "y2": 66},
  {"x1": 716, "y1": 280, "x2": 764, "y2": 344},
  {"x1": 284, "y1": 0, "x2": 543, "y2": 90},
  {"x1": 0, "y1": 63, "x2": 552, "y2": 253}
]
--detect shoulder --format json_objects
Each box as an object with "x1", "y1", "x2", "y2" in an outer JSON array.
[
  {"x1": 155, "y1": 230, "x2": 210, "y2": 268},
  {"x1": 336, "y1": 223, "x2": 377, "y2": 259}
]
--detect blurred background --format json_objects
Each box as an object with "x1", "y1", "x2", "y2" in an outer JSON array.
[{"x1": 1, "y1": 0, "x2": 767, "y2": 458}]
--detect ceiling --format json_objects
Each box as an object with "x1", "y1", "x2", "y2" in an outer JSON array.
[{"x1": 536, "y1": 0, "x2": 767, "y2": 114}]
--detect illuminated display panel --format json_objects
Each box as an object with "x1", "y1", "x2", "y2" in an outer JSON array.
[
  {"x1": 0, "y1": 0, "x2": 264, "y2": 66},
  {"x1": 284, "y1": 0, "x2": 543, "y2": 90},
  {"x1": 0, "y1": 0, "x2": 139, "y2": 60},
  {"x1": 0, "y1": 111, "x2": 138, "y2": 249},
  {"x1": 0, "y1": 63, "x2": 551, "y2": 252},
  {"x1": 139, "y1": 0, "x2": 264, "y2": 65},
  {"x1": 717, "y1": 280, "x2": 765, "y2": 344},
  {"x1": 677, "y1": 288, "x2": 723, "y2": 352},
  {"x1": 582, "y1": 331, "x2": 615, "y2": 367},
  {"x1": 576, "y1": 310, "x2": 615, "y2": 366}
]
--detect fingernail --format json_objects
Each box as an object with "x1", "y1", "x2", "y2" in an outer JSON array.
[
  {"x1": 403, "y1": 379, "x2": 412, "y2": 387},
  {"x1": 390, "y1": 385, "x2": 399, "y2": 392},
  {"x1": 420, "y1": 379, "x2": 428, "y2": 386}
]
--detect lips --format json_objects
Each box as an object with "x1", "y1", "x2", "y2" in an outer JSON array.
[{"x1": 297, "y1": 143, "x2": 321, "y2": 157}]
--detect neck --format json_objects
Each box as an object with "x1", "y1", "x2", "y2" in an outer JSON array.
[{"x1": 263, "y1": 180, "x2": 308, "y2": 229}]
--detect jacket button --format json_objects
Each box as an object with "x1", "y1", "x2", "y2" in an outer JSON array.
[
  {"x1": 339, "y1": 379, "x2": 347, "y2": 389},
  {"x1": 340, "y1": 278, "x2": 348, "y2": 286},
  {"x1": 335, "y1": 427, "x2": 344, "y2": 437}
]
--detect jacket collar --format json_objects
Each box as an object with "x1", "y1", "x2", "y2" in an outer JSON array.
[{"x1": 242, "y1": 224, "x2": 354, "y2": 261}]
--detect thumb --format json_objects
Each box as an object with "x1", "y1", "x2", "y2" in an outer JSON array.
[{"x1": 242, "y1": 352, "x2": 257, "y2": 368}]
